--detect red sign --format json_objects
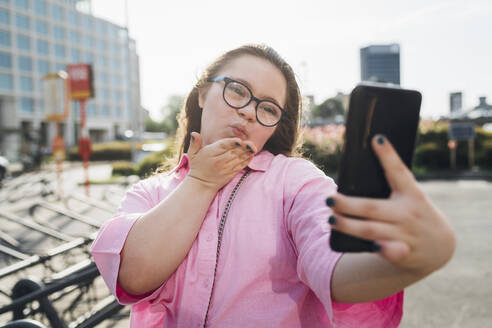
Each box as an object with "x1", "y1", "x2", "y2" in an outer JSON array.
[{"x1": 67, "y1": 63, "x2": 94, "y2": 100}]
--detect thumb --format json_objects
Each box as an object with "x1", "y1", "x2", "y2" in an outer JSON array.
[{"x1": 187, "y1": 132, "x2": 203, "y2": 157}]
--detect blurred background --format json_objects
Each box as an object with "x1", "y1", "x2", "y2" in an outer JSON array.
[{"x1": 0, "y1": 0, "x2": 490, "y2": 327}]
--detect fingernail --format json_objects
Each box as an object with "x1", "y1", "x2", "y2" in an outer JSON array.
[
  {"x1": 326, "y1": 197, "x2": 335, "y2": 207},
  {"x1": 246, "y1": 145, "x2": 252, "y2": 151},
  {"x1": 328, "y1": 215, "x2": 336, "y2": 225},
  {"x1": 249, "y1": 149, "x2": 254, "y2": 154},
  {"x1": 371, "y1": 242, "x2": 382, "y2": 252},
  {"x1": 191, "y1": 135, "x2": 195, "y2": 141},
  {"x1": 235, "y1": 142, "x2": 240, "y2": 146},
  {"x1": 377, "y1": 135, "x2": 385, "y2": 145}
]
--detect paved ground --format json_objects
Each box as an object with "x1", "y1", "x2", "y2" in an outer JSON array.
[
  {"x1": 1, "y1": 165, "x2": 491, "y2": 327},
  {"x1": 400, "y1": 180, "x2": 492, "y2": 328}
]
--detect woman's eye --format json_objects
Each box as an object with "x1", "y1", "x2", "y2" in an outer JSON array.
[{"x1": 230, "y1": 84, "x2": 246, "y2": 96}]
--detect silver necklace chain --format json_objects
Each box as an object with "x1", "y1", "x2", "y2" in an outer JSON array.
[{"x1": 202, "y1": 168, "x2": 251, "y2": 328}]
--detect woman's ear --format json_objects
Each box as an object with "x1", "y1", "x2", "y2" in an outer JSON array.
[{"x1": 198, "y1": 88, "x2": 206, "y2": 109}]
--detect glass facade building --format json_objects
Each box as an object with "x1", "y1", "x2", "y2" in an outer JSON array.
[
  {"x1": 360, "y1": 44, "x2": 400, "y2": 85},
  {"x1": 0, "y1": 0, "x2": 142, "y2": 161}
]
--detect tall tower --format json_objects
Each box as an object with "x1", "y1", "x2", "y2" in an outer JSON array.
[{"x1": 360, "y1": 44, "x2": 400, "y2": 85}]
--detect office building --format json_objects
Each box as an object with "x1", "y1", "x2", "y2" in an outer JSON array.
[
  {"x1": 360, "y1": 44, "x2": 400, "y2": 85},
  {"x1": 450, "y1": 92, "x2": 463, "y2": 113},
  {"x1": 0, "y1": 0, "x2": 143, "y2": 161}
]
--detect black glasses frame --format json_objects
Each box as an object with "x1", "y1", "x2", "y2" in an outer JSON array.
[{"x1": 208, "y1": 76, "x2": 285, "y2": 127}]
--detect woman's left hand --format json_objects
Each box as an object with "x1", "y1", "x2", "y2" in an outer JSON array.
[{"x1": 327, "y1": 135, "x2": 456, "y2": 276}]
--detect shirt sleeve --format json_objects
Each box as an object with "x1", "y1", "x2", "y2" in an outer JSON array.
[
  {"x1": 283, "y1": 158, "x2": 403, "y2": 327},
  {"x1": 90, "y1": 175, "x2": 175, "y2": 306}
]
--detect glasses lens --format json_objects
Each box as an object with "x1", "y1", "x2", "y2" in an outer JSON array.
[
  {"x1": 224, "y1": 81, "x2": 250, "y2": 108},
  {"x1": 257, "y1": 101, "x2": 282, "y2": 126}
]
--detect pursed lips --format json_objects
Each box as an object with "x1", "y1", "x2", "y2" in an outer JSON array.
[{"x1": 230, "y1": 125, "x2": 248, "y2": 139}]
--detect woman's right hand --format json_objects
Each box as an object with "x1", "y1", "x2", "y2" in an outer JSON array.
[{"x1": 186, "y1": 132, "x2": 256, "y2": 191}]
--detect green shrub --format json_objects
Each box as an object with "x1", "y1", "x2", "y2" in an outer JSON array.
[
  {"x1": 301, "y1": 140, "x2": 342, "y2": 175},
  {"x1": 477, "y1": 140, "x2": 492, "y2": 169},
  {"x1": 413, "y1": 142, "x2": 449, "y2": 170},
  {"x1": 68, "y1": 141, "x2": 133, "y2": 161},
  {"x1": 111, "y1": 161, "x2": 135, "y2": 176},
  {"x1": 136, "y1": 147, "x2": 175, "y2": 178}
]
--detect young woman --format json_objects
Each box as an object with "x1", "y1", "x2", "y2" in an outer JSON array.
[{"x1": 91, "y1": 44, "x2": 456, "y2": 327}]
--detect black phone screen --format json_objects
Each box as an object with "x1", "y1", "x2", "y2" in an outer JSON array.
[{"x1": 329, "y1": 83, "x2": 421, "y2": 253}]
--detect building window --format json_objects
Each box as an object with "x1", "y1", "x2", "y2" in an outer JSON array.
[
  {"x1": 0, "y1": 72, "x2": 12, "y2": 90},
  {"x1": 101, "y1": 105, "x2": 110, "y2": 117},
  {"x1": 15, "y1": 13, "x2": 30, "y2": 30},
  {"x1": 35, "y1": 19, "x2": 48, "y2": 35},
  {"x1": 0, "y1": 8, "x2": 9, "y2": 26},
  {"x1": 20, "y1": 97, "x2": 34, "y2": 113},
  {"x1": 68, "y1": 29, "x2": 78, "y2": 43},
  {"x1": 82, "y1": 34, "x2": 93, "y2": 48},
  {"x1": 19, "y1": 76, "x2": 33, "y2": 92},
  {"x1": 52, "y1": 4, "x2": 64, "y2": 22},
  {"x1": 70, "y1": 48, "x2": 79, "y2": 62},
  {"x1": 101, "y1": 55, "x2": 108, "y2": 68},
  {"x1": 0, "y1": 29, "x2": 10, "y2": 47},
  {"x1": 16, "y1": 34, "x2": 30, "y2": 51},
  {"x1": 37, "y1": 59, "x2": 49, "y2": 74},
  {"x1": 18, "y1": 55, "x2": 32, "y2": 71},
  {"x1": 14, "y1": 0, "x2": 29, "y2": 11},
  {"x1": 84, "y1": 51, "x2": 93, "y2": 63},
  {"x1": 96, "y1": 20, "x2": 106, "y2": 35},
  {"x1": 53, "y1": 25, "x2": 64, "y2": 41},
  {"x1": 67, "y1": 9, "x2": 78, "y2": 25},
  {"x1": 0, "y1": 51, "x2": 11, "y2": 68},
  {"x1": 34, "y1": 0, "x2": 47, "y2": 16},
  {"x1": 54, "y1": 44, "x2": 64, "y2": 58},
  {"x1": 81, "y1": 14, "x2": 91, "y2": 29},
  {"x1": 36, "y1": 39, "x2": 48, "y2": 55},
  {"x1": 98, "y1": 38, "x2": 107, "y2": 52},
  {"x1": 87, "y1": 102, "x2": 96, "y2": 117},
  {"x1": 54, "y1": 62, "x2": 64, "y2": 71}
]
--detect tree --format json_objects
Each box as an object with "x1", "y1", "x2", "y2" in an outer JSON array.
[
  {"x1": 311, "y1": 98, "x2": 344, "y2": 120},
  {"x1": 160, "y1": 95, "x2": 184, "y2": 135},
  {"x1": 145, "y1": 95, "x2": 184, "y2": 134}
]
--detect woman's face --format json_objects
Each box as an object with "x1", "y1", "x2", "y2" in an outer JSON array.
[{"x1": 198, "y1": 55, "x2": 287, "y2": 151}]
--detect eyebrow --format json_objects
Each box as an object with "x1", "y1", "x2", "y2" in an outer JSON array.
[{"x1": 232, "y1": 77, "x2": 283, "y2": 108}]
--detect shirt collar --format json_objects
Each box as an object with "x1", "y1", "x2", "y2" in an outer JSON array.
[{"x1": 170, "y1": 150, "x2": 274, "y2": 174}]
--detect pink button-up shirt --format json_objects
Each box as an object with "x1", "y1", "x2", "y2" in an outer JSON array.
[{"x1": 91, "y1": 150, "x2": 403, "y2": 327}]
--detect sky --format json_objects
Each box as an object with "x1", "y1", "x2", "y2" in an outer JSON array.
[{"x1": 91, "y1": 0, "x2": 492, "y2": 120}]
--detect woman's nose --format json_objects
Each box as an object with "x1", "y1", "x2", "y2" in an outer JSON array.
[{"x1": 237, "y1": 102, "x2": 256, "y2": 123}]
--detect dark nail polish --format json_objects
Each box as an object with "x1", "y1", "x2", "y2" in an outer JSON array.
[
  {"x1": 377, "y1": 135, "x2": 385, "y2": 145},
  {"x1": 249, "y1": 149, "x2": 254, "y2": 154},
  {"x1": 371, "y1": 242, "x2": 382, "y2": 252},
  {"x1": 326, "y1": 197, "x2": 335, "y2": 207},
  {"x1": 235, "y1": 142, "x2": 241, "y2": 146},
  {"x1": 246, "y1": 145, "x2": 252, "y2": 151},
  {"x1": 328, "y1": 215, "x2": 336, "y2": 225}
]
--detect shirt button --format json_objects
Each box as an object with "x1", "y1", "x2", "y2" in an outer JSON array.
[{"x1": 206, "y1": 234, "x2": 214, "y2": 242}]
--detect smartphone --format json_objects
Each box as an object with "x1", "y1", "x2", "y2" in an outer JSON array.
[{"x1": 329, "y1": 82, "x2": 422, "y2": 253}]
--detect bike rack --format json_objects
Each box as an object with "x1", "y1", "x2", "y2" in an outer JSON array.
[
  {"x1": 0, "y1": 233, "x2": 97, "y2": 280},
  {"x1": 0, "y1": 211, "x2": 72, "y2": 243},
  {"x1": 28, "y1": 202, "x2": 102, "y2": 230},
  {"x1": 62, "y1": 193, "x2": 115, "y2": 214}
]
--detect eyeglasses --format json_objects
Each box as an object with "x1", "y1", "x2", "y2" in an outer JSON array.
[{"x1": 208, "y1": 76, "x2": 285, "y2": 127}]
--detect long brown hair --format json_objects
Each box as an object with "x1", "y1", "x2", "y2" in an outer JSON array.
[{"x1": 160, "y1": 44, "x2": 304, "y2": 172}]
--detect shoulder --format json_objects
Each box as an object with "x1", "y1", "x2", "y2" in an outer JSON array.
[
  {"x1": 119, "y1": 172, "x2": 178, "y2": 213},
  {"x1": 262, "y1": 153, "x2": 336, "y2": 194},
  {"x1": 270, "y1": 153, "x2": 332, "y2": 181}
]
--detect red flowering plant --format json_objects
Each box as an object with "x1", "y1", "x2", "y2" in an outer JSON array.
[{"x1": 300, "y1": 124, "x2": 346, "y2": 174}]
